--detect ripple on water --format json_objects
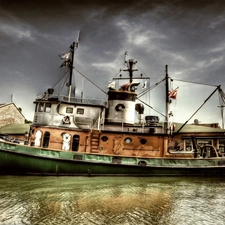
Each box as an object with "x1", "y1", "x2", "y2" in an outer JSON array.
[{"x1": 0, "y1": 177, "x2": 225, "y2": 225}]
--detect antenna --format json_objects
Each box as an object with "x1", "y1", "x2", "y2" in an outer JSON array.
[
  {"x1": 124, "y1": 51, "x2": 127, "y2": 64},
  {"x1": 75, "y1": 31, "x2": 80, "y2": 49}
]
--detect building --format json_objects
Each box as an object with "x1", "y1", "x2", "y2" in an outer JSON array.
[
  {"x1": 0, "y1": 102, "x2": 30, "y2": 142},
  {"x1": 0, "y1": 102, "x2": 25, "y2": 128}
]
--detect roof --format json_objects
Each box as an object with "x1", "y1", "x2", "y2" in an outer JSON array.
[
  {"x1": 0, "y1": 102, "x2": 26, "y2": 119},
  {"x1": 174, "y1": 123, "x2": 225, "y2": 133},
  {"x1": 0, "y1": 123, "x2": 31, "y2": 134}
]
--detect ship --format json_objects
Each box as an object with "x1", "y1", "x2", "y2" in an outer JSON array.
[{"x1": 1, "y1": 34, "x2": 225, "y2": 176}]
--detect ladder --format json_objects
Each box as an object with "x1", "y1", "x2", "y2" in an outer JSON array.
[{"x1": 90, "y1": 130, "x2": 101, "y2": 153}]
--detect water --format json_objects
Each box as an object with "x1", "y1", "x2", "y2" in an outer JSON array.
[{"x1": 0, "y1": 176, "x2": 225, "y2": 225}]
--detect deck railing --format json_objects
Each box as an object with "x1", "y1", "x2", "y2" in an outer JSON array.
[{"x1": 36, "y1": 94, "x2": 107, "y2": 107}]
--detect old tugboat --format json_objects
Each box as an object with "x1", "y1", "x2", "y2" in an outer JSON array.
[{"x1": 1, "y1": 34, "x2": 225, "y2": 176}]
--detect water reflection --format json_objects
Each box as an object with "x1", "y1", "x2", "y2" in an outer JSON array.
[{"x1": 0, "y1": 176, "x2": 225, "y2": 225}]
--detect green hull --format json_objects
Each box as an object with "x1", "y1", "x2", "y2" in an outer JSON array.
[{"x1": 1, "y1": 142, "x2": 225, "y2": 176}]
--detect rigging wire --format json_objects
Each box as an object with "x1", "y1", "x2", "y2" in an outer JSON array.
[
  {"x1": 74, "y1": 67, "x2": 108, "y2": 95},
  {"x1": 136, "y1": 65, "x2": 148, "y2": 77},
  {"x1": 138, "y1": 78, "x2": 166, "y2": 98},
  {"x1": 173, "y1": 78, "x2": 223, "y2": 129},
  {"x1": 52, "y1": 69, "x2": 70, "y2": 89},
  {"x1": 172, "y1": 85, "x2": 220, "y2": 137},
  {"x1": 136, "y1": 97, "x2": 166, "y2": 118},
  {"x1": 58, "y1": 72, "x2": 70, "y2": 96},
  {"x1": 113, "y1": 65, "x2": 127, "y2": 79},
  {"x1": 172, "y1": 78, "x2": 218, "y2": 87}
]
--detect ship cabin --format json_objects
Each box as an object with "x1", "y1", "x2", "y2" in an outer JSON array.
[
  {"x1": 33, "y1": 90, "x2": 106, "y2": 130},
  {"x1": 29, "y1": 79, "x2": 170, "y2": 158}
]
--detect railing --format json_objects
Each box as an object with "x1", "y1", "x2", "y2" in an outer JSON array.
[
  {"x1": 101, "y1": 117, "x2": 163, "y2": 134},
  {"x1": 62, "y1": 96, "x2": 107, "y2": 106},
  {"x1": 36, "y1": 95, "x2": 107, "y2": 107},
  {"x1": 73, "y1": 116, "x2": 158, "y2": 133}
]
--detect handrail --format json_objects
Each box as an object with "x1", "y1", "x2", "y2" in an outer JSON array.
[{"x1": 36, "y1": 95, "x2": 107, "y2": 106}]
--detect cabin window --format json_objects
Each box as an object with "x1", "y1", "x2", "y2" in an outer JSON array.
[
  {"x1": 197, "y1": 139, "x2": 212, "y2": 147},
  {"x1": 35, "y1": 103, "x2": 38, "y2": 112},
  {"x1": 124, "y1": 137, "x2": 132, "y2": 144},
  {"x1": 218, "y1": 139, "x2": 225, "y2": 154},
  {"x1": 42, "y1": 131, "x2": 50, "y2": 148},
  {"x1": 44, "y1": 103, "x2": 52, "y2": 113},
  {"x1": 149, "y1": 128, "x2": 156, "y2": 134},
  {"x1": 38, "y1": 103, "x2": 44, "y2": 112},
  {"x1": 72, "y1": 135, "x2": 80, "y2": 151},
  {"x1": 77, "y1": 108, "x2": 84, "y2": 114},
  {"x1": 184, "y1": 139, "x2": 193, "y2": 151},
  {"x1": 34, "y1": 116, "x2": 38, "y2": 123},
  {"x1": 66, "y1": 107, "x2": 73, "y2": 113}
]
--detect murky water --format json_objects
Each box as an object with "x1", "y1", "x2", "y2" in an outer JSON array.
[{"x1": 0, "y1": 176, "x2": 225, "y2": 225}]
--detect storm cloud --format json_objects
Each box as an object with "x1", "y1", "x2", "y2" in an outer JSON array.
[{"x1": 0, "y1": 0, "x2": 225, "y2": 125}]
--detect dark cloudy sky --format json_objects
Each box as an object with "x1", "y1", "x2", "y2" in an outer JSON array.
[{"x1": 1, "y1": 0, "x2": 225, "y2": 126}]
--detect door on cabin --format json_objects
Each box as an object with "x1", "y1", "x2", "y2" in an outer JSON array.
[
  {"x1": 34, "y1": 130, "x2": 42, "y2": 147},
  {"x1": 72, "y1": 135, "x2": 80, "y2": 151},
  {"x1": 42, "y1": 131, "x2": 50, "y2": 148}
]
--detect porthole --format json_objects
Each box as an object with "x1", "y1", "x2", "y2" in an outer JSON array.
[
  {"x1": 115, "y1": 104, "x2": 125, "y2": 111},
  {"x1": 101, "y1": 136, "x2": 108, "y2": 142},
  {"x1": 124, "y1": 137, "x2": 132, "y2": 144},
  {"x1": 140, "y1": 138, "x2": 147, "y2": 144}
]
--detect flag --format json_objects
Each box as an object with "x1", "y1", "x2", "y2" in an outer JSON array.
[
  {"x1": 168, "y1": 89, "x2": 178, "y2": 99},
  {"x1": 120, "y1": 83, "x2": 130, "y2": 91},
  {"x1": 60, "y1": 52, "x2": 71, "y2": 59},
  {"x1": 108, "y1": 81, "x2": 116, "y2": 89}
]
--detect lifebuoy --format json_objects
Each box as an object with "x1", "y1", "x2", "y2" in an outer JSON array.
[
  {"x1": 62, "y1": 133, "x2": 71, "y2": 142},
  {"x1": 63, "y1": 116, "x2": 71, "y2": 124}
]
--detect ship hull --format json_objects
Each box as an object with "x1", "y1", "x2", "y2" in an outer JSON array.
[{"x1": 1, "y1": 142, "x2": 225, "y2": 176}]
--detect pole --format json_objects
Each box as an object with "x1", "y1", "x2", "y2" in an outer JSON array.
[
  {"x1": 165, "y1": 65, "x2": 170, "y2": 134},
  {"x1": 68, "y1": 42, "x2": 75, "y2": 101}
]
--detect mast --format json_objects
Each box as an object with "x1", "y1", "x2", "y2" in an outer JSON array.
[
  {"x1": 68, "y1": 42, "x2": 75, "y2": 101},
  {"x1": 68, "y1": 31, "x2": 80, "y2": 102},
  {"x1": 165, "y1": 65, "x2": 170, "y2": 134},
  {"x1": 123, "y1": 59, "x2": 138, "y2": 83}
]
